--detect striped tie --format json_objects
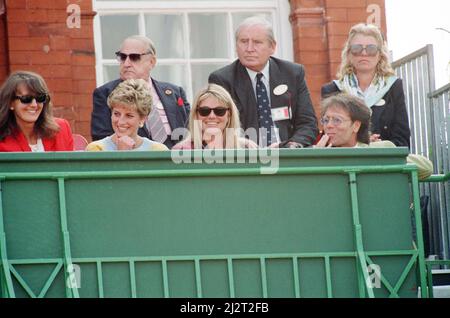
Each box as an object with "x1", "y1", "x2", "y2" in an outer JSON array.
[{"x1": 147, "y1": 107, "x2": 167, "y2": 144}]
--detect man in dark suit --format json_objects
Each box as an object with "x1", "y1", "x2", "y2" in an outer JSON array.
[
  {"x1": 91, "y1": 35, "x2": 190, "y2": 149},
  {"x1": 209, "y1": 16, "x2": 318, "y2": 148}
]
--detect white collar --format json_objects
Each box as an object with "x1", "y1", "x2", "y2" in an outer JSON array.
[{"x1": 246, "y1": 61, "x2": 270, "y2": 82}]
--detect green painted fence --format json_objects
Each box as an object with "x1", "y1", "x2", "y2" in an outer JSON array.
[{"x1": 0, "y1": 148, "x2": 429, "y2": 298}]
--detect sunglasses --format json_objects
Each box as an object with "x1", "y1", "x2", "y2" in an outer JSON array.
[
  {"x1": 115, "y1": 51, "x2": 152, "y2": 63},
  {"x1": 197, "y1": 107, "x2": 229, "y2": 117},
  {"x1": 349, "y1": 44, "x2": 379, "y2": 56},
  {"x1": 14, "y1": 94, "x2": 48, "y2": 104}
]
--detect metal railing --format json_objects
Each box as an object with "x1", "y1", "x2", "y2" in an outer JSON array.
[
  {"x1": 429, "y1": 83, "x2": 450, "y2": 260},
  {"x1": 393, "y1": 45, "x2": 450, "y2": 259},
  {"x1": 0, "y1": 160, "x2": 429, "y2": 298}
]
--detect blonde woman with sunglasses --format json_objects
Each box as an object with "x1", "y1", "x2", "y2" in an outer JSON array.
[
  {"x1": 173, "y1": 84, "x2": 257, "y2": 150},
  {"x1": 321, "y1": 23, "x2": 410, "y2": 148},
  {"x1": 0, "y1": 71, "x2": 74, "y2": 152}
]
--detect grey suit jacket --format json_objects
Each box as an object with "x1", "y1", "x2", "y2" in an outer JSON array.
[{"x1": 208, "y1": 57, "x2": 318, "y2": 146}]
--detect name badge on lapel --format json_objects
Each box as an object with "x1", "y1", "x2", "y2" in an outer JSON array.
[{"x1": 271, "y1": 106, "x2": 291, "y2": 122}]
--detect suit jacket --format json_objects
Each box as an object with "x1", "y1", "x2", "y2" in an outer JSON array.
[
  {"x1": 91, "y1": 78, "x2": 190, "y2": 149},
  {"x1": 0, "y1": 118, "x2": 74, "y2": 152},
  {"x1": 321, "y1": 79, "x2": 410, "y2": 148},
  {"x1": 208, "y1": 57, "x2": 318, "y2": 146}
]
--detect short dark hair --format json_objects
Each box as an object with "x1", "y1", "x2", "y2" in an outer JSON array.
[{"x1": 321, "y1": 93, "x2": 371, "y2": 144}]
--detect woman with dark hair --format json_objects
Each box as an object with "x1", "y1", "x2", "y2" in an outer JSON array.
[
  {"x1": 321, "y1": 23, "x2": 410, "y2": 147},
  {"x1": 0, "y1": 71, "x2": 73, "y2": 152}
]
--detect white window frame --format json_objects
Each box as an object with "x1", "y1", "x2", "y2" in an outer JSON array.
[{"x1": 93, "y1": 0, "x2": 293, "y2": 99}]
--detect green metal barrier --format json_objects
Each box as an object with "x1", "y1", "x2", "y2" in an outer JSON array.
[
  {"x1": 422, "y1": 173, "x2": 450, "y2": 298},
  {"x1": 0, "y1": 148, "x2": 428, "y2": 298}
]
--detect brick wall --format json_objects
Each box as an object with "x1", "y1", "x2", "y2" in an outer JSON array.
[
  {"x1": 290, "y1": 0, "x2": 386, "y2": 118},
  {"x1": 4, "y1": 0, "x2": 96, "y2": 140},
  {"x1": 0, "y1": 11, "x2": 8, "y2": 83}
]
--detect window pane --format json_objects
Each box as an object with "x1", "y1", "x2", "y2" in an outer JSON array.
[
  {"x1": 102, "y1": 64, "x2": 120, "y2": 84},
  {"x1": 189, "y1": 13, "x2": 228, "y2": 58},
  {"x1": 145, "y1": 14, "x2": 184, "y2": 59},
  {"x1": 191, "y1": 63, "x2": 227, "y2": 97},
  {"x1": 151, "y1": 64, "x2": 188, "y2": 98},
  {"x1": 100, "y1": 15, "x2": 139, "y2": 59}
]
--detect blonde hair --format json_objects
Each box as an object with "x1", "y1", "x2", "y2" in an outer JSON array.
[
  {"x1": 187, "y1": 84, "x2": 242, "y2": 148},
  {"x1": 336, "y1": 23, "x2": 395, "y2": 79},
  {"x1": 107, "y1": 79, "x2": 152, "y2": 118}
]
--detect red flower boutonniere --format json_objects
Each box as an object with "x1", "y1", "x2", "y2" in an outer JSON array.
[{"x1": 177, "y1": 97, "x2": 184, "y2": 107}]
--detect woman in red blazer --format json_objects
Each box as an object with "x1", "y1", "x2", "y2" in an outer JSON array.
[{"x1": 0, "y1": 71, "x2": 73, "y2": 152}]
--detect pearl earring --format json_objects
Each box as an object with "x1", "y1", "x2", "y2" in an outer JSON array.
[{"x1": 10, "y1": 107, "x2": 14, "y2": 111}]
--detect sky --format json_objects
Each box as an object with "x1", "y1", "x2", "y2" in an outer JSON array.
[{"x1": 385, "y1": 0, "x2": 450, "y2": 88}]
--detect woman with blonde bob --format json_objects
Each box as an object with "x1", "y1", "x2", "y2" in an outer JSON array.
[
  {"x1": 86, "y1": 79, "x2": 168, "y2": 151},
  {"x1": 173, "y1": 83, "x2": 257, "y2": 149},
  {"x1": 321, "y1": 23, "x2": 410, "y2": 148}
]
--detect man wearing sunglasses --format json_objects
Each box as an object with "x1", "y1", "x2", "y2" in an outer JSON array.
[
  {"x1": 91, "y1": 35, "x2": 190, "y2": 149},
  {"x1": 208, "y1": 16, "x2": 318, "y2": 148}
]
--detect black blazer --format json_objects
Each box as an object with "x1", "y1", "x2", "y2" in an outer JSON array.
[
  {"x1": 91, "y1": 78, "x2": 190, "y2": 149},
  {"x1": 321, "y1": 79, "x2": 410, "y2": 148},
  {"x1": 208, "y1": 57, "x2": 318, "y2": 147}
]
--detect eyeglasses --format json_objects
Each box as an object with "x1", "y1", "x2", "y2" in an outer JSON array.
[
  {"x1": 197, "y1": 107, "x2": 229, "y2": 117},
  {"x1": 115, "y1": 51, "x2": 152, "y2": 63},
  {"x1": 14, "y1": 94, "x2": 47, "y2": 104},
  {"x1": 320, "y1": 117, "x2": 350, "y2": 126},
  {"x1": 349, "y1": 44, "x2": 379, "y2": 56}
]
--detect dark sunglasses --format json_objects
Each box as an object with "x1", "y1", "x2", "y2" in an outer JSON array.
[
  {"x1": 115, "y1": 51, "x2": 152, "y2": 63},
  {"x1": 349, "y1": 44, "x2": 379, "y2": 56},
  {"x1": 14, "y1": 94, "x2": 47, "y2": 104},
  {"x1": 197, "y1": 107, "x2": 229, "y2": 117}
]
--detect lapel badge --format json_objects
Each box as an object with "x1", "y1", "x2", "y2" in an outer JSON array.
[
  {"x1": 273, "y1": 84, "x2": 288, "y2": 96},
  {"x1": 165, "y1": 89, "x2": 173, "y2": 96},
  {"x1": 374, "y1": 99, "x2": 386, "y2": 106}
]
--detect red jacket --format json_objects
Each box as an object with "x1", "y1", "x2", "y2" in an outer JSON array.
[{"x1": 0, "y1": 118, "x2": 74, "y2": 152}]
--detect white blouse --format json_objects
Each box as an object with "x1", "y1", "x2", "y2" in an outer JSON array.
[{"x1": 29, "y1": 138, "x2": 45, "y2": 152}]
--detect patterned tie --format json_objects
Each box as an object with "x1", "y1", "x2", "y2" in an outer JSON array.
[
  {"x1": 256, "y1": 73, "x2": 274, "y2": 146},
  {"x1": 147, "y1": 107, "x2": 167, "y2": 144}
]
